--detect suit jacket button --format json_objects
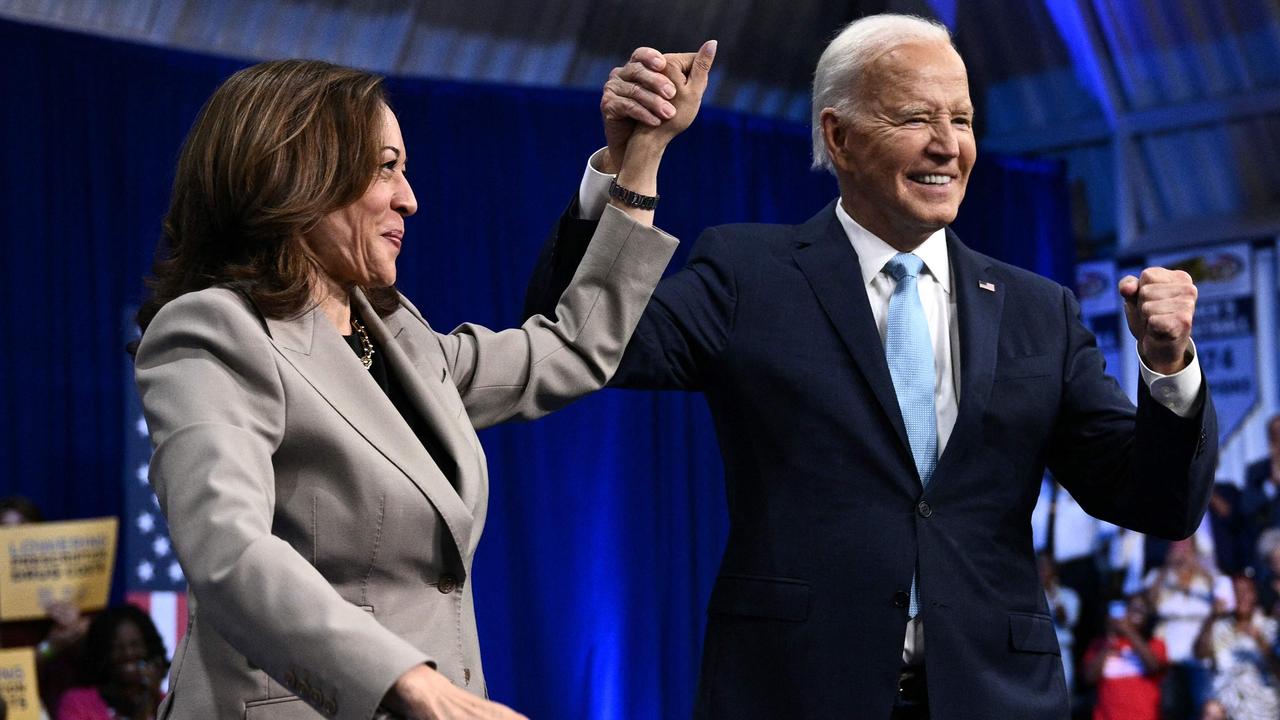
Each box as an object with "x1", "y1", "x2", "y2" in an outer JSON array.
[
  {"x1": 917, "y1": 501, "x2": 933, "y2": 518},
  {"x1": 438, "y1": 574, "x2": 458, "y2": 594},
  {"x1": 893, "y1": 591, "x2": 910, "y2": 608}
]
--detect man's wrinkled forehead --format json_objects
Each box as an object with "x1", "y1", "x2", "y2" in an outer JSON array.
[{"x1": 854, "y1": 40, "x2": 972, "y2": 105}]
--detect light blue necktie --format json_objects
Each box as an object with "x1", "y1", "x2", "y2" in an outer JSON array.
[{"x1": 884, "y1": 253, "x2": 938, "y2": 617}]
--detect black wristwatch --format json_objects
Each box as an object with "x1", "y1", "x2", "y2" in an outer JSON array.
[{"x1": 608, "y1": 177, "x2": 659, "y2": 211}]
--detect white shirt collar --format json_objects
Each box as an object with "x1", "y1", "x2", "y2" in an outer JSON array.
[{"x1": 835, "y1": 200, "x2": 952, "y2": 295}]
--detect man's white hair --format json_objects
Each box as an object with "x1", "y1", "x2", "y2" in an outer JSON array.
[{"x1": 810, "y1": 14, "x2": 955, "y2": 173}]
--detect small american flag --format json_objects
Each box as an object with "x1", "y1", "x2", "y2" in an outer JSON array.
[
  {"x1": 123, "y1": 313, "x2": 188, "y2": 663},
  {"x1": 978, "y1": 280, "x2": 996, "y2": 292}
]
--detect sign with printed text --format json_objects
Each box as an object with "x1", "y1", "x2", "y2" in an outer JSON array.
[
  {"x1": 1148, "y1": 243, "x2": 1256, "y2": 443},
  {"x1": 0, "y1": 647, "x2": 40, "y2": 720},
  {"x1": 0, "y1": 517, "x2": 118, "y2": 620}
]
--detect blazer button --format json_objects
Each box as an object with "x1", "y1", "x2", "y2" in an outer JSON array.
[
  {"x1": 893, "y1": 591, "x2": 910, "y2": 608},
  {"x1": 917, "y1": 501, "x2": 933, "y2": 518},
  {"x1": 437, "y1": 574, "x2": 458, "y2": 594}
]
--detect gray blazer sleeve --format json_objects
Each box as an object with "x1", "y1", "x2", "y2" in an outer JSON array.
[{"x1": 419, "y1": 203, "x2": 679, "y2": 429}]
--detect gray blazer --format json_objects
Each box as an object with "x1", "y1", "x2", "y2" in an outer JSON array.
[{"x1": 134, "y1": 205, "x2": 677, "y2": 720}]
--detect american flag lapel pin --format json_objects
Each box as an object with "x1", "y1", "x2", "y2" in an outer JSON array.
[{"x1": 978, "y1": 280, "x2": 996, "y2": 292}]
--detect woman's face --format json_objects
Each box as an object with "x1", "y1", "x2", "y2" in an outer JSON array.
[
  {"x1": 1234, "y1": 576, "x2": 1258, "y2": 615},
  {"x1": 0, "y1": 509, "x2": 26, "y2": 526},
  {"x1": 1125, "y1": 595, "x2": 1151, "y2": 627},
  {"x1": 302, "y1": 104, "x2": 417, "y2": 292},
  {"x1": 108, "y1": 620, "x2": 151, "y2": 685}
]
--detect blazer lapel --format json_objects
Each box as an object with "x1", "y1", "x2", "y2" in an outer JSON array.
[
  {"x1": 935, "y1": 232, "x2": 1003, "y2": 478},
  {"x1": 352, "y1": 292, "x2": 486, "y2": 522},
  {"x1": 792, "y1": 202, "x2": 913, "y2": 462},
  {"x1": 263, "y1": 303, "x2": 476, "y2": 564}
]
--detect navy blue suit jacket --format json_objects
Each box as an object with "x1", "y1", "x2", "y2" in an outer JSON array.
[{"x1": 525, "y1": 200, "x2": 1217, "y2": 719}]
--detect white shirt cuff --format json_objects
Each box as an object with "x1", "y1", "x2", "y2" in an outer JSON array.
[
  {"x1": 577, "y1": 147, "x2": 615, "y2": 221},
  {"x1": 1137, "y1": 339, "x2": 1204, "y2": 418}
]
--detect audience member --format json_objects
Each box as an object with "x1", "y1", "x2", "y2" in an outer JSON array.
[
  {"x1": 57, "y1": 605, "x2": 167, "y2": 720},
  {"x1": 0, "y1": 496, "x2": 43, "y2": 526},
  {"x1": 1240, "y1": 415, "x2": 1280, "y2": 570},
  {"x1": 1252, "y1": 529, "x2": 1280, "y2": 617},
  {"x1": 1195, "y1": 573, "x2": 1280, "y2": 720},
  {"x1": 1040, "y1": 552, "x2": 1083, "y2": 694},
  {"x1": 0, "y1": 496, "x2": 90, "y2": 715},
  {"x1": 1146, "y1": 538, "x2": 1234, "y2": 720},
  {"x1": 1034, "y1": 478, "x2": 1111, "y2": 691},
  {"x1": 1083, "y1": 592, "x2": 1168, "y2": 720},
  {"x1": 1199, "y1": 697, "x2": 1228, "y2": 720},
  {"x1": 1207, "y1": 482, "x2": 1247, "y2": 574}
]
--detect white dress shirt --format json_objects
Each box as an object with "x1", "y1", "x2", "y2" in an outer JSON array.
[
  {"x1": 577, "y1": 149, "x2": 1205, "y2": 662},
  {"x1": 837, "y1": 203, "x2": 960, "y2": 454}
]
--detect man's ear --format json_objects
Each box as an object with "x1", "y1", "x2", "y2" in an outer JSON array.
[{"x1": 820, "y1": 108, "x2": 850, "y2": 172}]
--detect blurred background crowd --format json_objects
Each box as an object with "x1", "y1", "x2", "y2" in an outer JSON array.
[
  {"x1": 0, "y1": 499, "x2": 167, "y2": 720},
  {"x1": 1039, "y1": 414, "x2": 1280, "y2": 720}
]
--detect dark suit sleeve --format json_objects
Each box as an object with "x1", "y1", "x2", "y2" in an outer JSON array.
[
  {"x1": 524, "y1": 195, "x2": 598, "y2": 321},
  {"x1": 1046, "y1": 286, "x2": 1216, "y2": 540},
  {"x1": 523, "y1": 197, "x2": 737, "y2": 390}
]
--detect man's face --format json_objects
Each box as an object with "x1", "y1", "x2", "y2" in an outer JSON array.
[{"x1": 825, "y1": 40, "x2": 975, "y2": 250}]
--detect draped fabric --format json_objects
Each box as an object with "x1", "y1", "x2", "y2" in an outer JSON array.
[{"x1": 0, "y1": 18, "x2": 1071, "y2": 719}]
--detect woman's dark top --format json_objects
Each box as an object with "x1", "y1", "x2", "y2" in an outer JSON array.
[{"x1": 343, "y1": 324, "x2": 458, "y2": 488}]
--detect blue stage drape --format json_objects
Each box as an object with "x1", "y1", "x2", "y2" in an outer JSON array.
[{"x1": 0, "y1": 19, "x2": 1070, "y2": 719}]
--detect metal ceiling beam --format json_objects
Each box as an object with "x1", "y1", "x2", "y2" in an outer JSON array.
[
  {"x1": 981, "y1": 116, "x2": 1111, "y2": 154},
  {"x1": 986, "y1": 85, "x2": 1280, "y2": 152},
  {"x1": 1127, "y1": 208, "x2": 1280, "y2": 254},
  {"x1": 1117, "y1": 86, "x2": 1280, "y2": 136}
]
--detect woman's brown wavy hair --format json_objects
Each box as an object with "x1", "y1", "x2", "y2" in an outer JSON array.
[{"x1": 136, "y1": 59, "x2": 400, "y2": 339}]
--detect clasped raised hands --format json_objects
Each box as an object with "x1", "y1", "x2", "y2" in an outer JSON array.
[{"x1": 599, "y1": 41, "x2": 717, "y2": 172}]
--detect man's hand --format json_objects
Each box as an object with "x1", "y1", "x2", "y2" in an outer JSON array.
[
  {"x1": 383, "y1": 665, "x2": 526, "y2": 720},
  {"x1": 600, "y1": 42, "x2": 717, "y2": 172},
  {"x1": 1118, "y1": 268, "x2": 1197, "y2": 374}
]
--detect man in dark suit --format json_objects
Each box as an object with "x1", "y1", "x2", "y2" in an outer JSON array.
[{"x1": 526, "y1": 14, "x2": 1216, "y2": 720}]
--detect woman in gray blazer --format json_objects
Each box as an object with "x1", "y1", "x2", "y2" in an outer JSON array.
[{"x1": 133, "y1": 50, "x2": 712, "y2": 720}]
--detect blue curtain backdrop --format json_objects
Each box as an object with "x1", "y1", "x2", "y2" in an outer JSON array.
[{"x1": 0, "y1": 19, "x2": 1071, "y2": 719}]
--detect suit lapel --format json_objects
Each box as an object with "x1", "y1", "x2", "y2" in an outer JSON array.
[
  {"x1": 791, "y1": 202, "x2": 913, "y2": 461},
  {"x1": 263, "y1": 301, "x2": 476, "y2": 562},
  {"x1": 352, "y1": 292, "x2": 485, "y2": 522},
  {"x1": 935, "y1": 232, "x2": 1003, "y2": 478}
]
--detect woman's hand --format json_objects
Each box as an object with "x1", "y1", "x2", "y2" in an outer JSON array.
[
  {"x1": 383, "y1": 665, "x2": 527, "y2": 720},
  {"x1": 42, "y1": 599, "x2": 90, "y2": 655}
]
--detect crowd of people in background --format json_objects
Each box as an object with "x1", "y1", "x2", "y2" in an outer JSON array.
[
  {"x1": 1045, "y1": 415, "x2": 1280, "y2": 720},
  {"x1": 0, "y1": 497, "x2": 168, "y2": 720}
]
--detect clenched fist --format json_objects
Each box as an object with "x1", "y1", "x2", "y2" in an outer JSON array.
[{"x1": 1118, "y1": 268, "x2": 1197, "y2": 374}]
